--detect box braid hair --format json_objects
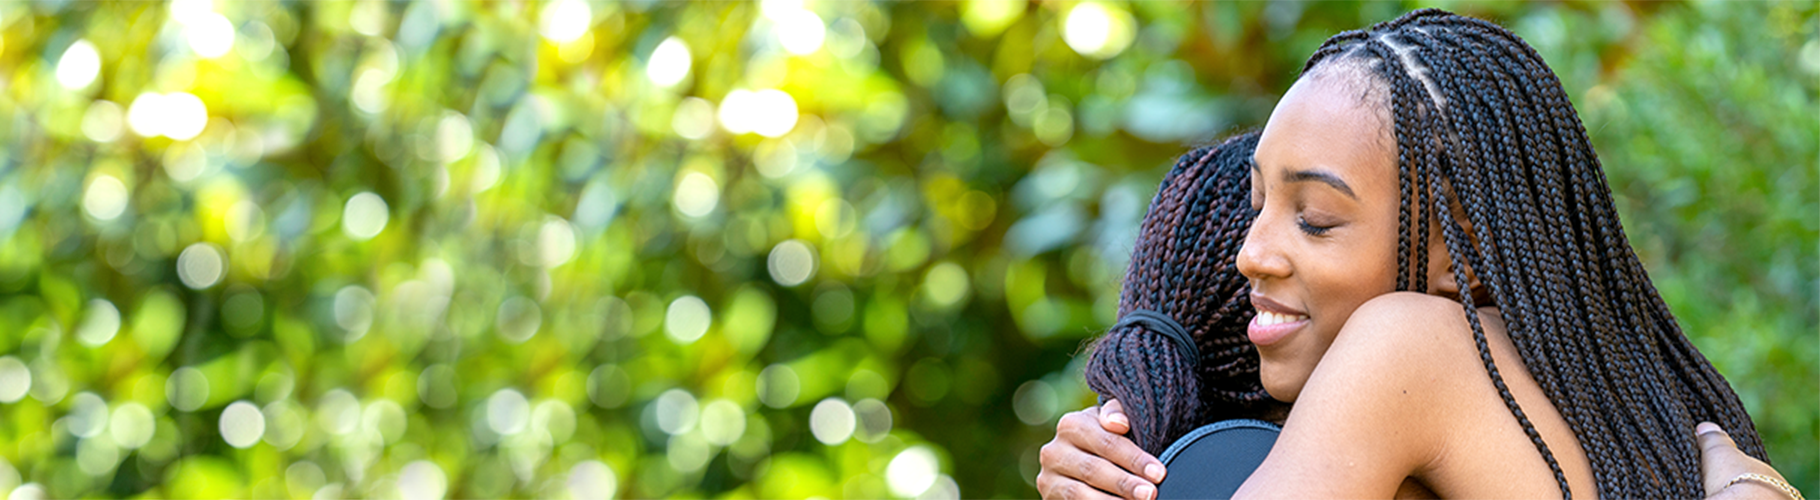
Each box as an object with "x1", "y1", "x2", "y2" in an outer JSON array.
[
  {"x1": 1298, "y1": 9, "x2": 1767, "y2": 498},
  {"x1": 1083, "y1": 131, "x2": 1289, "y2": 456}
]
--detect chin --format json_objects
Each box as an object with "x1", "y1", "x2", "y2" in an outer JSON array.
[{"x1": 1258, "y1": 362, "x2": 1301, "y2": 403}]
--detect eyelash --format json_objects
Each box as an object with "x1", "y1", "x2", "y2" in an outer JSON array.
[{"x1": 1297, "y1": 214, "x2": 1335, "y2": 236}]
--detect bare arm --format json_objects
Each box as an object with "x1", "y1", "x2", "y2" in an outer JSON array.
[{"x1": 1234, "y1": 294, "x2": 1451, "y2": 498}]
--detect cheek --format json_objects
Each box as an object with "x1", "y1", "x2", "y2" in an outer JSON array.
[{"x1": 1309, "y1": 244, "x2": 1399, "y2": 310}]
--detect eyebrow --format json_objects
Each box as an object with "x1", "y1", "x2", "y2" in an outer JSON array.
[
  {"x1": 1251, "y1": 161, "x2": 1359, "y2": 200},
  {"x1": 1286, "y1": 169, "x2": 1358, "y2": 199}
]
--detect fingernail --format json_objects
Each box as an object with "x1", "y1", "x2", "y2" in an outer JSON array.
[
  {"x1": 1135, "y1": 484, "x2": 1157, "y2": 500},
  {"x1": 1696, "y1": 422, "x2": 1725, "y2": 436},
  {"x1": 1109, "y1": 414, "x2": 1129, "y2": 427},
  {"x1": 1145, "y1": 463, "x2": 1166, "y2": 482}
]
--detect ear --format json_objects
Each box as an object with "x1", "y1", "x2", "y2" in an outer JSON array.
[
  {"x1": 1424, "y1": 252, "x2": 1487, "y2": 302},
  {"x1": 1421, "y1": 211, "x2": 1492, "y2": 304}
]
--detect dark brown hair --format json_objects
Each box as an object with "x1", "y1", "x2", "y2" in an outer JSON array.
[{"x1": 1083, "y1": 131, "x2": 1287, "y2": 455}]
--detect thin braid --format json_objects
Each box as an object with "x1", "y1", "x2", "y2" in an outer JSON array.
[
  {"x1": 1403, "y1": 25, "x2": 1572, "y2": 469},
  {"x1": 1085, "y1": 133, "x2": 1287, "y2": 455},
  {"x1": 1439, "y1": 24, "x2": 1624, "y2": 493},
  {"x1": 1295, "y1": 9, "x2": 1769, "y2": 498}
]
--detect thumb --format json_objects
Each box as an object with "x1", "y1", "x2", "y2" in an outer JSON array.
[
  {"x1": 1697, "y1": 422, "x2": 1745, "y2": 497},
  {"x1": 1100, "y1": 399, "x2": 1131, "y2": 435}
]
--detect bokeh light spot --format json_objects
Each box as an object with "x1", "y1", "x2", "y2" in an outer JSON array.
[
  {"x1": 496, "y1": 297, "x2": 543, "y2": 343},
  {"x1": 672, "y1": 172, "x2": 719, "y2": 218},
  {"x1": 539, "y1": 0, "x2": 592, "y2": 43},
  {"x1": 767, "y1": 240, "x2": 816, "y2": 286},
  {"x1": 567, "y1": 460, "x2": 618, "y2": 500},
  {"x1": 108, "y1": 402, "x2": 155, "y2": 449},
  {"x1": 342, "y1": 191, "x2": 390, "y2": 240},
  {"x1": 224, "y1": 200, "x2": 266, "y2": 243},
  {"x1": 671, "y1": 97, "x2": 716, "y2": 139},
  {"x1": 166, "y1": 367, "x2": 210, "y2": 412},
  {"x1": 127, "y1": 92, "x2": 210, "y2": 140},
  {"x1": 667, "y1": 433, "x2": 711, "y2": 473},
  {"x1": 185, "y1": 13, "x2": 236, "y2": 58},
  {"x1": 853, "y1": 398, "x2": 894, "y2": 443},
  {"x1": 538, "y1": 217, "x2": 577, "y2": 267},
  {"x1": 55, "y1": 40, "x2": 101, "y2": 90},
  {"x1": 333, "y1": 285, "x2": 376, "y2": 340},
  {"x1": 0, "y1": 357, "x2": 32, "y2": 403},
  {"x1": 81, "y1": 100, "x2": 124, "y2": 143},
  {"x1": 398, "y1": 460, "x2": 448, "y2": 500},
  {"x1": 219, "y1": 400, "x2": 265, "y2": 448},
  {"x1": 1062, "y1": 2, "x2": 1136, "y2": 60},
  {"x1": 1012, "y1": 380, "x2": 1059, "y2": 425},
  {"x1": 436, "y1": 112, "x2": 474, "y2": 162},
  {"x1": 82, "y1": 175, "x2": 128, "y2": 221},
  {"x1": 922, "y1": 262, "x2": 971, "y2": 308},
  {"x1": 176, "y1": 243, "x2": 225, "y2": 289},
  {"x1": 75, "y1": 299, "x2": 121, "y2": 347},
  {"x1": 75, "y1": 433, "x2": 119, "y2": 476},
  {"x1": 316, "y1": 389, "x2": 361, "y2": 436},
  {"x1": 653, "y1": 389, "x2": 699, "y2": 435},
  {"x1": 757, "y1": 364, "x2": 800, "y2": 408},
  {"x1": 646, "y1": 37, "x2": 692, "y2": 87},
  {"x1": 486, "y1": 389, "x2": 529, "y2": 435},
  {"x1": 719, "y1": 89, "x2": 798, "y2": 137},
  {"x1": 776, "y1": 10, "x2": 826, "y2": 55},
  {"x1": 961, "y1": 0, "x2": 1025, "y2": 38},
  {"x1": 417, "y1": 364, "x2": 459, "y2": 409},
  {"x1": 67, "y1": 392, "x2": 109, "y2": 438},
  {"x1": 809, "y1": 398, "x2": 856, "y2": 445},
  {"x1": 664, "y1": 295, "x2": 711, "y2": 345},
  {"x1": 887, "y1": 445, "x2": 941, "y2": 497},
  {"x1": 699, "y1": 399, "x2": 747, "y2": 446}
]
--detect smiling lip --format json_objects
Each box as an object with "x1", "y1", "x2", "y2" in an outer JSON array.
[{"x1": 1248, "y1": 293, "x2": 1310, "y2": 347}]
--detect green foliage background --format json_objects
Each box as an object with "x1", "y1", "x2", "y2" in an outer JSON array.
[{"x1": 0, "y1": 1, "x2": 1812, "y2": 498}]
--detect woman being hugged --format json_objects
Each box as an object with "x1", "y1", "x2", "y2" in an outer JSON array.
[{"x1": 1076, "y1": 132, "x2": 1282, "y2": 457}]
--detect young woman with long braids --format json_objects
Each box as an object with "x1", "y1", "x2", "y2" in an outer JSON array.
[{"x1": 1038, "y1": 9, "x2": 1801, "y2": 500}]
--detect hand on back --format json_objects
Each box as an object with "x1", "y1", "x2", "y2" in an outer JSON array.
[{"x1": 1037, "y1": 400, "x2": 1164, "y2": 500}]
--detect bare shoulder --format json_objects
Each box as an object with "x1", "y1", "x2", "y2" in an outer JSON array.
[
  {"x1": 1318, "y1": 292, "x2": 1495, "y2": 384},
  {"x1": 1238, "y1": 293, "x2": 1493, "y2": 497},
  {"x1": 1310, "y1": 292, "x2": 1596, "y2": 498},
  {"x1": 1344, "y1": 291, "x2": 1489, "y2": 336}
]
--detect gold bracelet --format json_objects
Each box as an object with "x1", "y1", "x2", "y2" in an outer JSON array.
[{"x1": 1728, "y1": 473, "x2": 1804, "y2": 500}]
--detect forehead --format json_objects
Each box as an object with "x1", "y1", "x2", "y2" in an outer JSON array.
[{"x1": 1253, "y1": 71, "x2": 1396, "y2": 187}]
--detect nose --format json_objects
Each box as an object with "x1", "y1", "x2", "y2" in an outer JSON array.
[{"x1": 1237, "y1": 213, "x2": 1291, "y2": 283}]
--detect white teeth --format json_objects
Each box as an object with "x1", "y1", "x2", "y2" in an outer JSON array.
[{"x1": 1256, "y1": 311, "x2": 1308, "y2": 326}]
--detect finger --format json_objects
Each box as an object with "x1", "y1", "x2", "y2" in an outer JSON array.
[
  {"x1": 1063, "y1": 412, "x2": 1166, "y2": 484},
  {"x1": 1696, "y1": 422, "x2": 1739, "y2": 457},
  {"x1": 1697, "y1": 422, "x2": 1739, "y2": 496},
  {"x1": 1100, "y1": 399, "x2": 1131, "y2": 435},
  {"x1": 1037, "y1": 470, "x2": 1124, "y2": 500},
  {"x1": 1049, "y1": 442, "x2": 1157, "y2": 500}
]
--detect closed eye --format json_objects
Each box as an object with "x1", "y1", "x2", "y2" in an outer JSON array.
[{"x1": 1297, "y1": 214, "x2": 1335, "y2": 236}]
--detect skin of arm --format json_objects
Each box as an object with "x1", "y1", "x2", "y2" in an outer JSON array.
[
  {"x1": 1232, "y1": 292, "x2": 1453, "y2": 498},
  {"x1": 1238, "y1": 290, "x2": 1601, "y2": 499},
  {"x1": 1044, "y1": 296, "x2": 1791, "y2": 499}
]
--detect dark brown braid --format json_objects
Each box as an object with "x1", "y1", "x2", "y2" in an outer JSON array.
[
  {"x1": 1083, "y1": 132, "x2": 1288, "y2": 456},
  {"x1": 1298, "y1": 9, "x2": 1767, "y2": 498}
]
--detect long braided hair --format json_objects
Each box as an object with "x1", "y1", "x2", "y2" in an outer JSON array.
[
  {"x1": 1083, "y1": 132, "x2": 1289, "y2": 456},
  {"x1": 1295, "y1": 9, "x2": 1767, "y2": 498}
]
